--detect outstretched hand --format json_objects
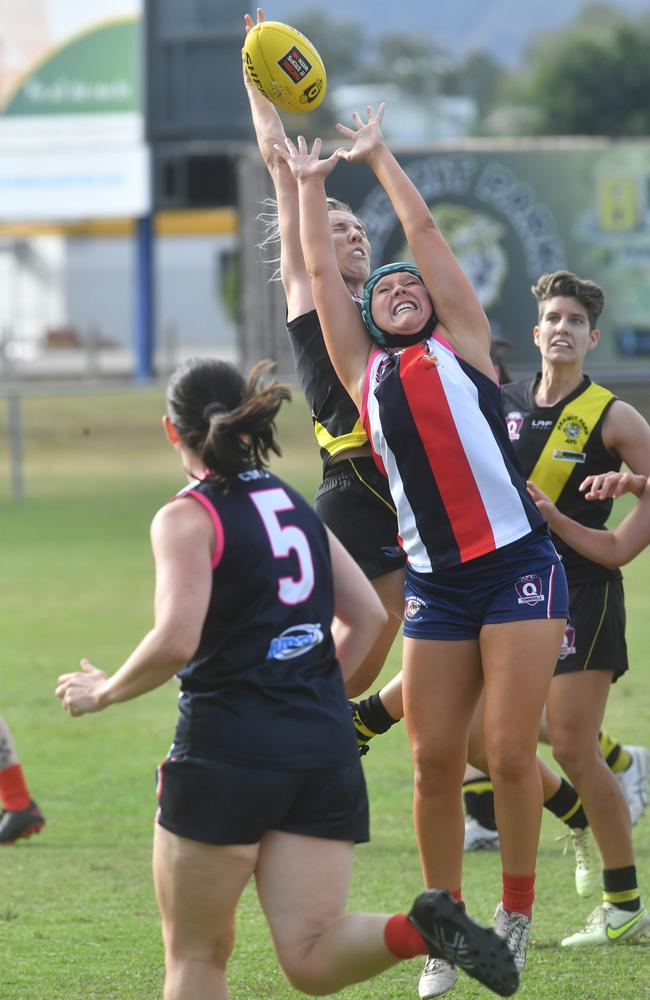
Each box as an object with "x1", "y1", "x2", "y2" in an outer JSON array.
[
  {"x1": 56, "y1": 658, "x2": 109, "y2": 717},
  {"x1": 335, "y1": 104, "x2": 387, "y2": 164},
  {"x1": 274, "y1": 135, "x2": 342, "y2": 183},
  {"x1": 579, "y1": 471, "x2": 647, "y2": 501}
]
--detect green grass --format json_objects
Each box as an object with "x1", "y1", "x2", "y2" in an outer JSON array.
[{"x1": 0, "y1": 387, "x2": 648, "y2": 999}]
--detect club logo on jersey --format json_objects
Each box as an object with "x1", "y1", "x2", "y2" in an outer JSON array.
[
  {"x1": 558, "y1": 624, "x2": 576, "y2": 660},
  {"x1": 375, "y1": 356, "x2": 394, "y2": 383},
  {"x1": 505, "y1": 410, "x2": 524, "y2": 441},
  {"x1": 558, "y1": 414, "x2": 589, "y2": 443},
  {"x1": 515, "y1": 574, "x2": 544, "y2": 606},
  {"x1": 277, "y1": 46, "x2": 312, "y2": 83},
  {"x1": 266, "y1": 623, "x2": 324, "y2": 660},
  {"x1": 404, "y1": 596, "x2": 427, "y2": 622},
  {"x1": 420, "y1": 342, "x2": 439, "y2": 367}
]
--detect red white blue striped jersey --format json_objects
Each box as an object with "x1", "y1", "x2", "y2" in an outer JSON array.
[{"x1": 360, "y1": 334, "x2": 545, "y2": 574}]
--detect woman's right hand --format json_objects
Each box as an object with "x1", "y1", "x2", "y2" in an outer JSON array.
[
  {"x1": 274, "y1": 135, "x2": 342, "y2": 183},
  {"x1": 580, "y1": 471, "x2": 648, "y2": 500},
  {"x1": 242, "y1": 9, "x2": 289, "y2": 166}
]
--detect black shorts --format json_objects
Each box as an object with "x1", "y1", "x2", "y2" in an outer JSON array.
[
  {"x1": 314, "y1": 457, "x2": 406, "y2": 580},
  {"x1": 156, "y1": 754, "x2": 370, "y2": 846},
  {"x1": 554, "y1": 578, "x2": 628, "y2": 682}
]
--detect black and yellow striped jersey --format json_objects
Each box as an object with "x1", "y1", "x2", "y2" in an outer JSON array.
[
  {"x1": 287, "y1": 309, "x2": 369, "y2": 470},
  {"x1": 501, "y1": 375, "x2": 620, "y2": 583}
]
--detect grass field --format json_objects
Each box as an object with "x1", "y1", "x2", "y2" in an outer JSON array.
[{"x1": 0, "y1": 386, "x2": 648, "y2": 1000}]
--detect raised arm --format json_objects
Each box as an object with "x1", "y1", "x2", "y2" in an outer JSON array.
[
  {"x1": 277, "y1": 135, "x2": 373, "y2": 405},
  {"x1": 243, "y1": 9, "x2": 313, "y2": 320},
  {"x1": 528, "y1": 478, "x2": 650, "y2": 569},
  {"x1": 336, "y1": 106, "x2": 493, "y2": 375}
]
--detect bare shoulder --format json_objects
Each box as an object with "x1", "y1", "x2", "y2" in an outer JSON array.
[
  {"x1": 603, "y1": 398, "x2": 650, "y2": 440},
  {"x1": 151, "y1": 494, "x2": 215, "y2": 546},
  {"x1": 602, "y1": 398, "x2": 650, "y2": 472}
]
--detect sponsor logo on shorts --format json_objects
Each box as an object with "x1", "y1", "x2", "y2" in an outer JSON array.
[
  {"x1": 515, "y1": 574, "x2": 544, "y2": 606},
  {"x1": 277, "y1": 46, "x2": 312, "y2": 83},
  {"x1": 267, "y1": 623, "x2": 324, "y2": 660},
  {"x1": 381, "y1": 545, "x2": 403, "y2": 559},
  {"x1": 558, "y1": 624, "x2": 576, "y2": 660},
  {"x1": 404, "y1": 596, "x2": 426, "y2": 622},
  {"x1": 505, "y1": 410, "x2": 524, "y2": 441}
]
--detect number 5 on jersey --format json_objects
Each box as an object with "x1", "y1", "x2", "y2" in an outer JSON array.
[{"x1": 250, "y1": 489, "x2": 315, "y2": 605}]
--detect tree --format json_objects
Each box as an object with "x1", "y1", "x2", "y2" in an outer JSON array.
[
  {"x1": 441, "y1": 50, "x2": 507, "y2": 116},
  {"x1": 362, "y1": 34, "x2": 450, "y2": 98},
  {"x1": 522, "y1": 5, "x2": 650, "y2": 135}
]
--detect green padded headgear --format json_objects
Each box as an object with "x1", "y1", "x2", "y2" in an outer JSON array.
[{"x1": 361, "y1": 262, "x2": 437, "y2": 348}]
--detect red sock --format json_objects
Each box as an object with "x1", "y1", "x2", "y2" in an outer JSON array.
[
  {"x1": 384, "y1": 889, "x2": 463, "y2": 959},
  {"x1": 502, "y1": 872, "x2": 535, "y2": 918},
  {"x1": 0, "y1": 763, "x2": 31, "y2": 811}
]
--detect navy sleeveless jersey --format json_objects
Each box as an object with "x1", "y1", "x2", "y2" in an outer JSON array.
[{"x1": 170, "y1": 469, "x2": 358, "y2": 768}]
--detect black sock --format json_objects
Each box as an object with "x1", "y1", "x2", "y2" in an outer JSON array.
[
  {"x1": 463, "y1": 776, "x2": 497, "y2": 831},
  {"x1": 356, "y1": 692, "x2": 398, "y2": 735},
  {"x1": 603, "y1": 865, "x2": 640, "y2": 912},
  {"x1": 544, "y1": 778, "x2": 589, "y2": 830}
]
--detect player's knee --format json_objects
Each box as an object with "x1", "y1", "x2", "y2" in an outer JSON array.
[
  {"x1": 278, "y1": 954, "x2": 332, "y2": 996},
  {"x1": 412, "y1": 752, "x2": 461, "y2": 798},
  {"x1": 551, "y1": 737, "x2": 591, "y2": 778},
  {"x1": 163, "y1": 924, "x2": 235, "y2": 970},
  {"x1": 486, "y1": 740, "x2": 532, "y2": 785}
]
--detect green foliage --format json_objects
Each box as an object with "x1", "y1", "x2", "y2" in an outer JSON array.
[
  {"x1": 0, "y1": 388, "x2": 649, "y2": 997},
  {"x1": 529, "y1": 29, "x2": 650, "y2": 135},
  {"x1": 521, "y1": 4, "x2": 650, "y2": 136},
  {"x1": 441, "y1": 50, "x2": 508, "y2": 117}
]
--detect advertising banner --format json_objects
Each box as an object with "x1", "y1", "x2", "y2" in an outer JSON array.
[
  {"x1": 0, "y1": 0, "x2": 142, "y2": 144},
  {"x1": 0, "y1": 0, "x2": 149, "y2": 220}
]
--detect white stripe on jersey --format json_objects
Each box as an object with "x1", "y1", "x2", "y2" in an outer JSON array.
[{"x1": 365, "y1": 339, "x2": 534, "y2": 572}]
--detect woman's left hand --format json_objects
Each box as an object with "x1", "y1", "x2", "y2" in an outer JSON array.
[
  {"x1": 56, "y1": 658, "x2": 109, "y2": 717},
  {"x1": 335, "y1": 103, "x2": 387, "y2": 164}
]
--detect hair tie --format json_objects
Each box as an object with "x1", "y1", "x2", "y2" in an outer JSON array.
[{"x1": 203, "y1": 401, "x2": 227, "y2": 421}]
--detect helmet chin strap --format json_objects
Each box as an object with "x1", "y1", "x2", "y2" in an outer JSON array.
[{"x1": 380, "y1": 312, "x2": 438, "y2": 350}]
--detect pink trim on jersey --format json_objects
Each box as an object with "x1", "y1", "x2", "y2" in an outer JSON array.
[
  {"x1": 186, "y1": 489, "x2": 225, "y2": 569},
  {"x1": 400, "y1": 347, "x2": 496, "y2": 562},
  {"x1": 431, "y1": 330, "x2": 458, "y2": 355}
]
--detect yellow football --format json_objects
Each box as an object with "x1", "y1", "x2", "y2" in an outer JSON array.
[{"x1": 244, "y1": 20, "x2": 326, "y2": 113}]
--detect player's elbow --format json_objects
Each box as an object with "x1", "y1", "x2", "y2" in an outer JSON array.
[{"x1": 157, "y1": 628, "x2": 200, "y2": 668}]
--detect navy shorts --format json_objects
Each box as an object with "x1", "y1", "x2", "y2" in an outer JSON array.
[
  {"x1": 554, "y1": 577, "x2": 628, "y2": 682},
  {"x1": 314, "y1": 457, "x2": 406, "y2": 580},
  {"x1": 403, "y1": 532, "x2": 568, "y2": 641},
  {"x1": 156, "y1": 753, "x2": 370, "y2": 846}
]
